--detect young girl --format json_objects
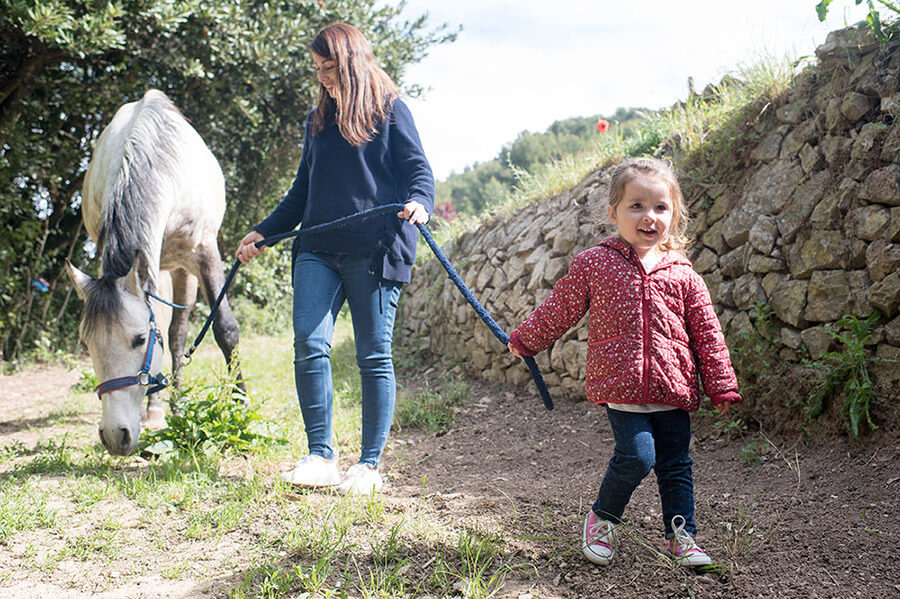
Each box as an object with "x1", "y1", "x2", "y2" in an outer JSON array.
[
  {"x1": 236, "y1": 23, "x2": 433, "y2": 496},
  {"x1": 508, "y1": 157, "x2": 741, "y2": 567}
]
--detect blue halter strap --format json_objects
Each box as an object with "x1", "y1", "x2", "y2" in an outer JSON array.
[{"x1": 94, "y1": 296, "x2": 174, "y2": 399}]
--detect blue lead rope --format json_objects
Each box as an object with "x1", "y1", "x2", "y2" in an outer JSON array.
[{"x1": 186, "y1": 203, "x2": 554, "y2": 410}]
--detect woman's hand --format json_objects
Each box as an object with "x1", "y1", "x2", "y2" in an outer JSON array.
[
  {"x1": 398, "y1": 201, "x2": 429, "y2": 225},
  {"x1": 715, "y1": 401, "x2": 731, "y2": 416},
  {"x1": 236, "y1": 231, "x2": 266, "y2": 264},
  {"x1": 508, "y1": 341, "x2": 523, "y2": 359}
]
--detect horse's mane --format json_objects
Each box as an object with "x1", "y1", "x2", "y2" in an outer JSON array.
[
  {"x1": 81, "y1": 275, "x2": 124, "y2": 338},
  {"x1": 99, "y1": 91, "x2": 185, "y2": 292}
]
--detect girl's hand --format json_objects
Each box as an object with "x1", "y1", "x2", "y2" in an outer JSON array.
[
  {"x1": 508, "y1": 341, "x2": 523, "y2": 359},
  {"x1": 398, "y1": 201, "x2": 429, "y2": 224},
  {"x1": 236, "y1": 231, "x2": 266, "y2": 264},
  {"x1": 715, "y1": 401, "x2": 732, "y2": 416}
]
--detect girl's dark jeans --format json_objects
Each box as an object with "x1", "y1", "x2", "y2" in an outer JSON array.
[{"x1": 592, "y1": 406, "x2": 697, "y2": 539}]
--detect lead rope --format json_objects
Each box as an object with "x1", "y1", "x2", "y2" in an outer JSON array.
[{"x1": 186, "y1": 203, "x2": 554, "y2": 410}]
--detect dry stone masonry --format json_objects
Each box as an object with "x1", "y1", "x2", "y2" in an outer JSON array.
[{"x1": 398, "y1": 25, "x2": 900, "y2": 405}]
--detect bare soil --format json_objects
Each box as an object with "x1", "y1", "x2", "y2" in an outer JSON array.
[{"x1": 1, "y1": 363, "x2": 898, "y2": 598}]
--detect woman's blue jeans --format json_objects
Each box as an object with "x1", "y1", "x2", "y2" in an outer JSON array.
[
  {"x1": 292, "y1": 252, "x2": 401, "y2": 467},
  {"x1": 592, "y1": 407, "x2": 697, "y2": 539}
]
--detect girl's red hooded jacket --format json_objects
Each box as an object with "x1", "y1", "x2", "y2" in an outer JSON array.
[{"x1": 510, "y1": 237, "x2": 741, "y2": 412}]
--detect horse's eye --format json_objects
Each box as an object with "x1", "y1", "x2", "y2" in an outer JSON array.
[{"x1": 131, "y1": 335, "x2": 146, "y2": 349}]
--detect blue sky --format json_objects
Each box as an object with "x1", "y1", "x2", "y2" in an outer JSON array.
[{"x1": 396, "y1": 0, "x2": 871, "y2": 180}]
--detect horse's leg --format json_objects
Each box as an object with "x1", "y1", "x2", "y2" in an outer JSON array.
[
  {"x1": 168, "y1": 268, "x2": 199, "y2": 391},
  {"x1": 146, "y1": 271, "x2": 176, "y2": 429},
  {"x1": 196, "y1": 243, "x2": 245, "y2": 391}
]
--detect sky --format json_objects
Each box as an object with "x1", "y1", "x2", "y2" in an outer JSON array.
[{"x1": 396, "y1": 0, "x2": 872, "y2": 180}]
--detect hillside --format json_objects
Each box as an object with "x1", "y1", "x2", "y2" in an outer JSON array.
[{"x1": 398, "y1": 23, "x2": 900, "y2": 439}]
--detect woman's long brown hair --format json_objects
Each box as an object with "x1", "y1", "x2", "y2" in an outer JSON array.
[{"x1": 309, "y1": 23, "x2": 400, "y2": 146}]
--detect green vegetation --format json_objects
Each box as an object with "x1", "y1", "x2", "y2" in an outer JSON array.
[
  {"x1": 140, "y1": 367, "x2": 288, "y2": 461},
  {"x1": 436, "y1": 110, "x2": 646, "y2": 216},
  {"x1": 816, "y1": 0, "x2": 900, "y2": 42},
  {"x1": 806, "y1": 312, "x2": 881, "y2": 439},
  {"x1": 0, "y1": 311, "x2": 512, "y2": 597},
  {"x1": 0, "y1": 0, "x2": 455, "y2": 363}
]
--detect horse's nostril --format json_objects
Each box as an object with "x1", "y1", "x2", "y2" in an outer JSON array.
[
  {"x1": 98, "y1": 428, "x2": 110, "y2": 450},
  {"x1": 119, "y1": 427, "x2": 132, "y2": 449}
]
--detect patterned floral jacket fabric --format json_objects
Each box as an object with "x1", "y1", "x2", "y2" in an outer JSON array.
[{"x1": 510, "y1": 237, "x2": 742, "y2": 411}]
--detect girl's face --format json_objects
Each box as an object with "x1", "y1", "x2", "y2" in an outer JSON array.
[
  {"x1": 312, "y1": 52, "x2": 339, "y2": 97},
  {"x1": 607, "y1": 175, "x2": 674, "y2": 259}
]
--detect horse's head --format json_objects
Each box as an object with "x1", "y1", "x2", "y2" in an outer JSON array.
[{"x1": 66, "y1": 258, "x2": 166, "y2": 455}]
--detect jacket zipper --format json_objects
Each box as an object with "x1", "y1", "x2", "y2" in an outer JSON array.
[{"x1": 641, "y1": 264, "x2": 651, "y2": 401}]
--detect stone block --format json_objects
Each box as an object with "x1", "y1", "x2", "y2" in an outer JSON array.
[
  {"x1": 722, "y1": 206, "x2": 756, "y2": 248},
  {"x1": 781, "y1": 326, "x2": 803, "y2": 349},
  {"x1": 693, "y1": 248, "x2": 718, "y2": 273},
  {"x1": 868, "y1": 271, "x2": 900, "y2": 317},
  {"x1": 821, "y1": 135, "x2": 853, "y2": 167},
  {"x1": 845, "y1": 205, "x2": 891, "y2": 241},
  {"x1": 884, "y1": 315, "x2": 900, "y2": 346},
  {"x1": 780, "y1": 118, "x2": 819, "y2": 159},
  {"x1": 880, "y1": 121, "x2": 900, "y2": 163},
  {"x1": 840, "y1": 92, "x2": 878, "y2": 123},
  {"x1": 543, "y1": 257, "x2": 568, "y2": 286},
  {"x1": 850, "y1": 122, "x2": 888, "y2": 165},
  {"x1": 800, "y1": 143, "x2": 824, "y2": 173},
  {"x1": 748, "y1": 254, "x2": 785, "y2": 273},
  {"x1": 776, "y1": 101, "x2": 805, "y2": 125},
  {"x1": 825, "y1": 97, "x2": 845, "y2": 132},
  {"x1": 733, "y1": 273, "x2": 762, "y2": 310},
  {"x1": 776, "y1": 170, "x2": 831, "y2": 243},
  {"x1": 720, "y1": 244, "x2": 749, "y2": 278},
  {"x1": 787, "y1": 230, "x2": 849, "y2": 279},
  {"x1": 701, "y1": 218, "x2": 730, "y2": 254},
  {"x1": 801, "y1": 326, "x2": 834, "y2": 359},
  {"x1": 751, "y1": 127, "x2": 786, "y2": 162},
  {"x1": 805, "y1": 270, "x2": 872, "y2": 322},
  {"x1": 859, "y1": 165, "x2": 900, "y2": 206},
  {"x1": 741, "y1": 160, "x2": 805, "y2": 214},
  {"x1": 770, "y1": 278, "x2": 808, "y2": 327},
  {"x1": 810, "y1": 178, "x2": 856, "y2": 229},
  {"x1": 749, "y1": 215, "x2": 779, "y2": 254}
]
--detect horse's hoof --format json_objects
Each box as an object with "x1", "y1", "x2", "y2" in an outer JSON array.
[{"x1": 143, "y1": 405, "x2": 167, "y2": 429}]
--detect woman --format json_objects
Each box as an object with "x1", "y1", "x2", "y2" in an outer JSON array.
[{"x1": 236, "y1": 23, "x2": 434, "y2": 495}]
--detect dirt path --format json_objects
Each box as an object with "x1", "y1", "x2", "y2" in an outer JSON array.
[
  {"x1": 1, "y1": 363, "x2": 898, "y2": 598},
  {"x1": 386, "y1": 379, "x2": 900, "y2": 599}
]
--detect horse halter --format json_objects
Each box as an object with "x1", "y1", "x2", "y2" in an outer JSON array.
[{"x1": 94, "y1": 292, "x2": 183, "y2": 400}]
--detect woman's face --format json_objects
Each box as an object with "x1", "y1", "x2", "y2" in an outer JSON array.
[{"x1": 312, "y1": 52, "x2": 338, "y2": 98}]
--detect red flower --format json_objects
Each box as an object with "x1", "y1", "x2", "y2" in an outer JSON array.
[{"x1": 596, "y1": 119, "x2": 610, "y2": 134}]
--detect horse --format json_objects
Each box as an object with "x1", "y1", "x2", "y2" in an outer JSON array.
[{"x1": 65, "y1": 89, "x2": 242, "y2": 456}]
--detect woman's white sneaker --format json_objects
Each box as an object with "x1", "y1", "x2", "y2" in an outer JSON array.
[
  {"x1": 279, "y1": 455, "x2": 340, "y2": 487},
  {"x1": 337, "y1": 463, "x2": 383, "y2": 495}
]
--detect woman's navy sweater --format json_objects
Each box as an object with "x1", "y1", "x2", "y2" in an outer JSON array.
[{"x1": 254, "y1": 98, "x2": 435, "y2": 283}]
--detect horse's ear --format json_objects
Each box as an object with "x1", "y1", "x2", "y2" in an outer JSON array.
[
  {"x1": 124, "y1": 253, "x2": 148, "y2": 298},
  {"x1": 65, "y1": 260, "x2": 93, "y2": 300}
]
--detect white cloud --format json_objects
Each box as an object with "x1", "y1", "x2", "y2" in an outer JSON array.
[{"x1": 398, "y1": 0, "x2": 871, "y2": 178}]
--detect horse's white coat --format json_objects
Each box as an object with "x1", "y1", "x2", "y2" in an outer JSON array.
[{"x1": 70, "y1": 90, "x2": 230, "y2": 455}]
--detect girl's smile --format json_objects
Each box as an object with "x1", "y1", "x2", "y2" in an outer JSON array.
[{"x1": 607, "y1": 175, "x2": 673, "y2": 263}]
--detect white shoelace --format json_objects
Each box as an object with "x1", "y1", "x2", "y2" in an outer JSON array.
[{"x1": 671, "y1": 515, "x2": 701, "y2": 552}]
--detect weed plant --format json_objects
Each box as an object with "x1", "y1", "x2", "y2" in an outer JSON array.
[
  {"x1": 140, "y1": 368, "x2": 287, "y2": 460},
  {"x1": 806, "y1": 312, "x2": 881, "y2": 439}
]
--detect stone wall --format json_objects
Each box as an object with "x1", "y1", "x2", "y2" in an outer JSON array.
[{"x1": 398, "y1": 25, "x2": 900, "y2": 408}]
